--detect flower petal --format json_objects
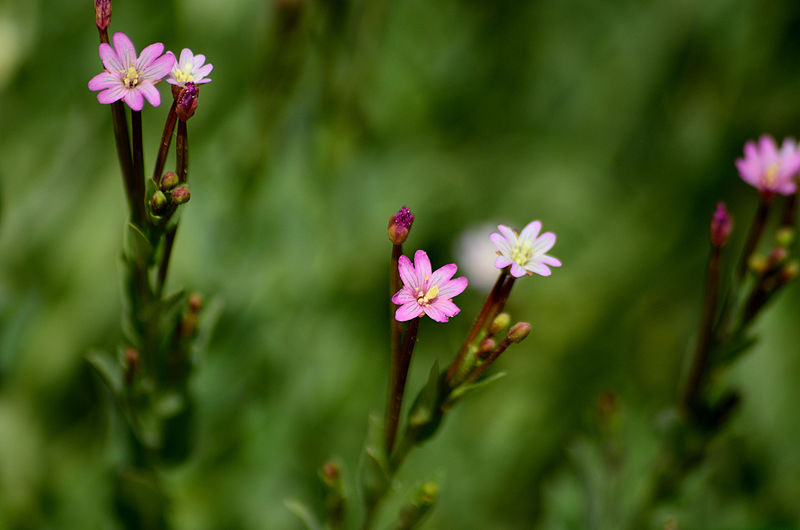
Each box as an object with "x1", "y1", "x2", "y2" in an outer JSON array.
[
  {"x1": 179, "y1": 48, "x2": 194, "y2": 66},
  {"x1": 429, "y1": 263, "x2": 457, "y2": 287},
  {"x1": 759, "y1": 135, "x2": 778, "y2": 163},
  {"x1": 398, "y1": 255, "x2": 418, "y2": 291},
  {"x1": 509, "y1": 263, "x2": 526, "y2": 278},
  {"x1": 123, "y1": 89, "x2": 144, "y2": 111},
  {"x1": 141, "y1": 53, "x2": 175, "y2": 81},
  {"x1": 436, "y1": 276, "x2": 467, "y2": 299},
  {"x1": 490, "y1": 232, "x2": 512, "y2": 254},
  {"x1": 519, "y1": 220, "x2": 542, "y2": 242},
  {"x1": 422, "y1": 303, "x2": 449, "y2": 322},
  {"x1": 497, "y1": 225, "x2": 518, "y2": 246},
  {"x1": 137, "y1": 42, "x2": 165, "y2": 70},
  {"x1": 138, "y1": 81, "x2": 161, "y2": 107},
  {"x1": 396, "y1": 302, "x2": 423, "y2": 322},
  {"x1": 413, "y1": 250, "x2": 432, "y2": 289},
  {"x1": 113, "y1": 32, "x2": 137, "y2": 68},
  {"x1": 193, "y1": 53, "x2": 206, "y2": 68},
  {"x1": 431, "y1": 298, "x2": 460, "y2": 318},
  {"x1": 495, "y1": 256, "x2": 513, "y2": 269},
  {"x1": 541, "y1": 255, "x2": 562, "y2": 267},
  {"x1": 97, "y1": 85, "x2": 126, "y2": 104},
  {"x1": 195, "y1": 63, "x2": 213, "y2": 79},
  {"x1": 89, "y1": 71, "x2": 120, "y2": 91},
  {"x1": 391, "y1": 288, "x2": 415, "y2": 305},
  {"x1": 525, "y1": 260, "x2": 552, "y2": 276},
  {"x1": 532, "y1": 232, "x2": 556, "y2": 254},
  {"x1": 99, "y1": 42, "x2": 123, "y2": 72}
]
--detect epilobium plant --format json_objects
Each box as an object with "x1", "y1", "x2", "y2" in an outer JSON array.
[
  {"x1": 85, "y1": 2, "x2": 217, "y2": 528},
  {"x1": 292, "y1": 207, "x2": 561, "y2": 529}
]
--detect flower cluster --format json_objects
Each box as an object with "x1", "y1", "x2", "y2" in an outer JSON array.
[
  {"x1": 88, "y1": 32, "x2": 212, "y2": 111},
  {"x1": 736, "y1": 135, "x2": 800, "y2": 196}
]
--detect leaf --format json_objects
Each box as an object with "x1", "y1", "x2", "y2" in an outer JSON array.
[
  {"x1": 447, "y1": 371, "x2": 507, "y2": 405},
  {"x1": 284, "y1": 498, "x2": 321, "y2": 530},
  {"x1": 85, "y1": 349, "x2": 123, "y2": 397},
  {"x1": 405, "y1": 361, "x2": 445, "y2": 445},
  {"x1": 124, "y1": 222, "x2": 154, "y2": 268},
  {"x1": 360, "y1": 413, "x2": 390, "y2": 508}
]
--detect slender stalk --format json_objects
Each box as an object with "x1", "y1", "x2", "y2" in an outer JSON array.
[
  {"x1": 461, "y1": 338, "x2": 512, "y2": 386},
  {"x1": 176, "y1": 120, "x2": 188, "y2": 183},
  {"x1": 385, "y1": 317, "x2": 419, "y2": 454},
  {"x1": 109, "y1": 103, "x2": 136, "y2": 220},
  {"x1": 152, "y1": 101, "x2": 178, "y2": 183},
  {"x1": 129, "y1": 110, "x2": 146, "y2": 228},
  {"x1": 385, "y1": 243, "x2": 404, "y2": 452},
  {"x1": 681, "y1": 245, "x2": 722, "y2": 415},
  {"x1": 446, "y1": 269, "x2": 508, "y2": 383},
  {"x1": 737, "y1": 197, "x2": 770, "y2": 280}
]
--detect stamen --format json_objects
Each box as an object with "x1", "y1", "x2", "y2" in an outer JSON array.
[{"x1": 122, "y1": 66, "x2": 140, "y2": 88}]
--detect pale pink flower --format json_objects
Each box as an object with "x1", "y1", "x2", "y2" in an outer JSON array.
[
  {"x1": 735, "y1": 135, "x2": 800, "y2": 196},
  {"x1": 166, "y1": 49, "x2": 213, "y2": 87},
  {"x1": 491, "y1": 221, "x2": 561, "y2": 278},
  {"x1": 88, "y1": 32, "x2": 175, "y2": 111},
  {"x1": 392, "y1": 250, "x2": 468, "y2": 323}
]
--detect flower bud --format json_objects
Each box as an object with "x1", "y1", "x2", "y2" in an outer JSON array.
[
  {"x1": 176, "y1": 82, "x2": 199, "y2": 121},
  {"x1": 507, "y1": 322, "x2": 531, "y2": 343},
  {"x1": 151, "y1": 190, "x2": 168, "y2": 215},
  {"x1": 388, "y1": 206, "x2": 414, "y2": 244},
  {"x1": 490, "y1": 312, "x2": 511, "y2": 334},
  {"x1": 124, "y1": 347, "x2": 139, "y2": 384},
  {"x1": 160, "y1": 171, "x2": 179, "y2": 191},
  {"x1": 171, "y1": 186, "x2": 191, "y2": 205},
  {"x1": 320, "y1": 461, "x2": 340, "y2": 487},
  {"x1": 768, "y1": 247, "x2": 788, "y2": 268},
  {"x1": 779, "y1": 260, "x2": 799, "y2": 283},
  {"x1": 188, "y1": 292, "x2": 204, "y2": 313},
  {"x1": 710, "y1": 202, "x2": 732, "y2": 248},
  {"x1": 478, "y1": 338, "x2": 496, "y2": 359},
  {"x1": 95, "y1": 0, "x2": 111, "y2": 31}
]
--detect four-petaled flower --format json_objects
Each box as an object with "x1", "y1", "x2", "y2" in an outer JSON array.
[
  {"x1": 88, "y1": 32, "x2": 175, "y2": 111},
  {"x1": 166, "y1": 49, "x2": 213, "y2": 87},
  {"x1": 392, "y1": 250, "x2": 468, "y2": 322},
  {"x1": 491, "y1": 221, "x2": 561, "y2": 278},
  {"x1": 735, "y1": 135, "x2": 800, "y2": 196}
]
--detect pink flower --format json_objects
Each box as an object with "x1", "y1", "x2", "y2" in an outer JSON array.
[
  {"x1": 88, "y1": 32, "x2": 175, "y2": 111},
  {"x1": 392, "y1": 250, "x2": 468, "y2": 323},
  {"x1": 735, "y1": 135, "x2": 800, "y2": 196},
  {"x1": 166, "y1": 49, "x2": 213, "y2": 87},
  {"x1": 491, "y1": 221, "x2": 561, "y2": 278}
]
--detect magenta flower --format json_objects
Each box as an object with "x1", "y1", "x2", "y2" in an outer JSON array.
[
  {"x1": 491, "y1": 221, "x2": 561, "y2": 278},
  {"x1": 166, "y1": 49, "x2": 213, "y2": 87},
  {"x1": 735, "y1": 135, "x2": 800, "y2": 196},
  {"x1": 392, "y1": 250, "x2": 468, "y2": 323},
  {"x1": 88, "y1": 32, "x2": 174, "y2": 111}
]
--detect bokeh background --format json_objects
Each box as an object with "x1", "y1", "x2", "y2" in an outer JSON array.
[{"x1": 3, "y1": 0, "x2": 800, "y2": 528}]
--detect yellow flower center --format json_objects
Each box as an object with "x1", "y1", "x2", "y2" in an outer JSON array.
[
  {"x1": 510, "y1": 240, "x2": 533, "y2": 266},
  {"x1": 173, "y1": 64, "x2": 194, "y2": 83},
  {"x1": 122, "y1": 66, "x2": 140, "y2": 88},
  {"x1": 764, "y1": 162, "x2": 779, "y2": 188},
  {"x1": 417, "y1": 284, "x2": 439, "y2": 306}
]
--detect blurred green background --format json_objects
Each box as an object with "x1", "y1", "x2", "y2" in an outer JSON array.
[{"x1": 3, "y1": 0, "x2": 800, "y2": 528}]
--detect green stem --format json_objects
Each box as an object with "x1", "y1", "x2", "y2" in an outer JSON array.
[
  {"x1": 130, "y1": 110, "x2": 146, "y2": 228},
  {"x1": 737, "y1": 196, "x2": 770, "y2": 280}
]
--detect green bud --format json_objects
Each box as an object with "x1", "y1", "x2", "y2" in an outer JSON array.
[
  {"x1": 320, "y1": 461, "x2": 340, "y2": 487},
  {"x1": 490, "y1": 312, "x2": 511, "y2": 334},
  {"x1": 776, "y1": 227, "x2": 795, "y2": 247},
  {"x1": 188, "y1": 292, "x2": 204, "y2": 313},
  {"x1": 748, "y1": 254, "x2": 768, "y2": 276},
  {"x1": 151, "y1": 190, "x2": 168, "y2": 215},
  {"x1": 507, "y1": 322, "x2": 531, "y2": 343},
  {"x1": 780, "y1": 261, "x2": 799, "y2": 283},
  {"x1": 160, "y1": 171, "x2": 179, "y2": 191},
  {"x1": 171, "y1": 186, "x2": 191, "y2": 205}
]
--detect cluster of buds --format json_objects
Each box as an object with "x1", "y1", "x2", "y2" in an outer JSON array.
[{"x1": 151, "y1": 171, "x2": 191, "y2": 217}]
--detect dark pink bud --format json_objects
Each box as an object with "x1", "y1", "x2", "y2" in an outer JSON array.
[
  {"x1": 171, "y1": 186, "x2": 191, "y2": 205},
  {"x1": 95, "y1": 0, "x2": 111, "y2": 31},
  {"x1": 388, "y1": 206, "x2": 414, "y2": 244},
  {"x1": 710, "y1": 202, "x2": 732, "y2": 248},
  {"x1": 176, "y1": 83, "x2": 199, "y2": 121},
  {"x1": 507, "y1": 322, "x2": 531, "y2": 343},
  {"x1": 124, "y1": 347, "x2": 139, "y2": 384}
]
